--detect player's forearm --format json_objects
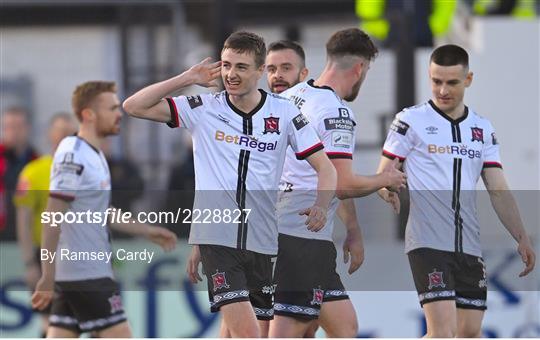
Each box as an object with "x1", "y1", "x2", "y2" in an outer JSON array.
[
  {"x1": 337, "y1": 199, "x2": 361, "y2": 233},
  {"x1": 40, "y1": 222, "x2": 60, "y2": 279},
  {"x1": 16, "y1": 207, "x2": 37, "y2": 266},
  {"x1": 489, "y1": 190, "x2": 531, "y2": 244},
  {"x1": 123, "y1": 71, "x2": 196, "y2": 117},
  {"x1": 313, "y1": 165, "x2": 337, "y2": 209},
  {"x1": 338, "y1": 173, "x2": 389, "y2": 199}
]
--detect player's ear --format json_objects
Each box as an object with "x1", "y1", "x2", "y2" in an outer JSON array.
[
  {"x1": 80, "y1": 107, "x2": 95, "y2": 122},
  {"x1": 299, "y1": 67, "x2": 309, "y2": 82},
  {"x1": 465, "y1": 71, "x2": 473, "y2": 88}
]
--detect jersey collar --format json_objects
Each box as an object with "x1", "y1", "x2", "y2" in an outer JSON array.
[
  {"x1": 307, "y1": 79, "x2": 335, "y2": 92},
  {"x1": 428, "y1": 100, "x2": 469, "y2": 125},
  {"x1": 75, "y1": 134, "x2": 100, "y2": 154},
  {"x1": 225, "y1": 89, "x2": 267, "y2": 118}
]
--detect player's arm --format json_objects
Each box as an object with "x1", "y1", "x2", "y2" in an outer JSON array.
[
  {"x1": 108, "y1": 210, "x2": 177, "y2": 252},
  {"x1": 123, "y1": 57, "x2": 221, "y2": 122},
  {"x1": 375, "y1": 156, "x2": 403, "y2": 213},
  {"x1": 16, "y1": 206, "x2": 40, "y2": 287},
  {"x1": 31, "y1": 196, "x2": 70, "y2": 311},
  {"x1": 332, "y1": 157, "x2": 405, "y2": 199},
  {"x1": 481, "y1": 168, "x2": 535, "y2": 277},
  {"x1": 337, "y1": 199, "x2": 364, "y2": 274},
  {"x1": 302, "y1": 150, "x2": 337, "y2": 232}
]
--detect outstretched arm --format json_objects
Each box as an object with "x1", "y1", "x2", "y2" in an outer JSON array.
[
  {"x1": 482, "y1": 167, "x2": 535, "y2": 277},
  {"x1": 123, "y1": 58, "x2": 221, "y2": 122}
]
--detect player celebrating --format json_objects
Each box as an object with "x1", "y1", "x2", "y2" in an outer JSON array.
[
  {"x1": 377, "y1": 45, "x2": 536, "y2": 337},
  {"x1": 123, "y1": 31, "x2": 337, "y2": 338},
  {"x1": 268, "y1": 29, "x2": 407, "y2": 338},
  {"x1": 32, "y1": 81, "x2": 177, "y2": 337}
]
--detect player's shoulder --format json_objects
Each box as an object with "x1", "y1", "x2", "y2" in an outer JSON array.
[
  {"x1": 54, "y1": 136, "x2": 95, "y2": 164},
  {"x1": 467, "y1": 107, "x2": 495, "y2": 129},
  {"x1": 395, "y1": 101, "x2": 432, "y2": 123}
]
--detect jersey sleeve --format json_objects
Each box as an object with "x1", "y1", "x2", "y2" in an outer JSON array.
[
  {"x1": 316, "y1": 106, "x2": 355, "y2": 159},
  {"x1": 287, "y1": 106, "x2": 324, "y2": 160},
  {"x1": 382, "y1": 111, "x2": 415, "y2": 161},
  {"x1": 165, "y1": 93, "x2": 209, "y2": 130},
  {"x1": 13, "y1": 166, "x2": 35, "y2": 208},
  {"x1": 482, "y1": 123, "x2": 502, "y2": 169},
  {"x1": 49, "y1": 150, "x2": 85, "y2": 202}
]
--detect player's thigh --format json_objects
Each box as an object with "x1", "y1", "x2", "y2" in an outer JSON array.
[
  {"x1": 258, "y1": 319, "x2": 270, "y2": 338},
  {"x1": 46, "y1": 326, "x2": 79, "y2": 338},
  {"x1": 269, "y1": 314, "x2": 315, "y2": 338},
  {"x1": 199, "y1": 245, "x2": 251, "y2": 312},
  {"x1": 273, "y1": 234, "x2": 327, "y2": 321},
  {"x1": 457, "y1": 308, "x2": 484, "y2": 338},
  {"x1": 95, "y1": 320, "x2": 132, "y2": 338},
  {"x1": 423, "y1": 300, "x2": 457, "y2": 338},
  {"x1": 319, "y1": 299, "x2": 358, "y2": 338},
  {"x1": 246, "y1": 251, "x2": 274, "y2": 322},
  {"x1": 220, "y1": 300, "x2": 260, "y2": 337}
]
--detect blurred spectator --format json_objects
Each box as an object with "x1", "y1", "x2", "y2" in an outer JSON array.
[
  {"x1": 14, "y1": 112, "x2": 76, "y2": 337},
  {"x1": 0, "y1": 107, "x2": 38, "y2": 240}
]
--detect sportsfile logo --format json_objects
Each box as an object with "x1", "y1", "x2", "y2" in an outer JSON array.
[
  {"x1": 428, "y1": 144, "x2": 481, "y2": 159},
  {"x1": 215, "y1": 130, "x2": 277, "y2": 152}
]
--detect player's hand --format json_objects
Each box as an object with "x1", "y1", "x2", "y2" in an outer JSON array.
[
  {"x1": 187, "y1": 57, "x2": 222, "y2": 88},
  {"x1": 383, "y1": 158, "x2": 407, "y2": 193},
  {"x1": 517, "y1": 238, "x2": 536, "y2": 277},
  {"x1": 25, "y1": 263, "x2": 41, "y2": 289},
  {"x1": 31, "y1": 275, "x2": 54, "y2": 311},
  {"x1": 186, "y1": 245, "x2": 203, "y2": 284},
  {"x1": 146, "y1": 226, "x2": 177, "y2": 252},
  {"x1": 343, "y1": 228, "x2": 364, "y2": 274},
  {"x1": 300, "y1": 205, "x2": 327, "y2": 232},
  {"x1": 378, "y1": 188, "x2": 401, "y2": 214}
]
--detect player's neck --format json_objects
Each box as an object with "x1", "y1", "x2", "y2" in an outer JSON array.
[
  {"x1": 77, "y1": 126, "x2": 103, "y2": 152},
  {"x1": 227, "y1": 89, "x2": 262, "y2": 115},
  {"x1": 314, "y1": 70, "x2": 348, "y2": 100},
  {"x1": 442, "y1": 102, "x2": 466, "y2": 121}
]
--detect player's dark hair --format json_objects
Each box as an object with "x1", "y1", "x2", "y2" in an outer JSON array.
[
  {"x1": 326, "y1": 28, "x2": 378, "y2": 61},
  {"x1": 72, "y1": 81, "x2": 116, "y2": 122},
  {"x1": 430, "y1": 44, "x2": 469, "y2": 68},
  {"x1": 222, "y1": 31, "x2": 266, "y2": 67},
  {"x1": 267, "y1": 40, "x2": 306, "y2": 65}
]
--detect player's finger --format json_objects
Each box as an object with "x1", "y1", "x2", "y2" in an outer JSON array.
[
  {"x1": 519, "y1": 251, "x2": 535, "y2": 277},
  {"x1": 343, "y1": 248, "x2": 350, "y2": 264},
  {"x1": 391, "y1": 157, "x2": 399, "y2": 167},
  {"x1": 200, "y1": 57, "x2": 213, "y2": 64},
  {"x1": 299, "y1": 208, "x2": 310, "y2": 216}
]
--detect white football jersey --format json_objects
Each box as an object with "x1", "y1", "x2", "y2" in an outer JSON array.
[
  {"x1": 278, "y1": 80, "x2": 356, "y2": 241},
  {"x1": 383, "y1": 100, "x2": 502, "y2": 256},
  {"x1": 49, "y1": 136, "x2": 113, "y2": 281},
  {"x1": 167, "y1": 90, "x2": 322, "y2": 254}
]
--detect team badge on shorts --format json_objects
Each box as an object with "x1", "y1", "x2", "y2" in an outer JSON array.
[
  {"x1": 263, "y1": 116, "x2": 280, "y2": 134},
  {"x1": 428, "y1": 270, "x2": 446, "y2": 289},
  {"x1": 471, "y1": 127, "x2": 484, "y2": 143},
  {"x1": 310, "y1": 288, "x2": 324, "y2": 305},
  {"x1": 108, "y1": 294, "x2": 124, "y2": 314},
  {"x1": 212, "y1": 271, "x2": 230, "y2": 291}
]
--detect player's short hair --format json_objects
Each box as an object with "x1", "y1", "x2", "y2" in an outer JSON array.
[
  {"x1": 222, "y1": 31, "x2": 266, "y2": 67},
  {"x1": 326, "y1": 28, "x2": 378, "y2": 61},
  {"x1": 72, "y1": 81, "x2": 116, "y2": 121},
  {"x1": 430, "y1": 44, "x2": 469, "y2": 69},
  {"x1": 267, "y1": 40, "x2": 306, "y2": 66}
]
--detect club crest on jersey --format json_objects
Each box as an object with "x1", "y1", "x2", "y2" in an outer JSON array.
[
  {"x1": 310, "y1": 288, "x2": 324, "y2": 305},
  {"x1": 108, "y1": 294, "x2": 123, "y2": 314},
  {"x1": 212, "y1": 271, "x2": 230, "y2": 291},
  {"x1": 471, "y1": 127, "x2": 484, "y2": 143},
  {"x1": 428, "y1": 270, "x2": 446, "y2": 289},
  {"x1": 263, "y1": 116, "x2": 280, "y2": 134}
]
